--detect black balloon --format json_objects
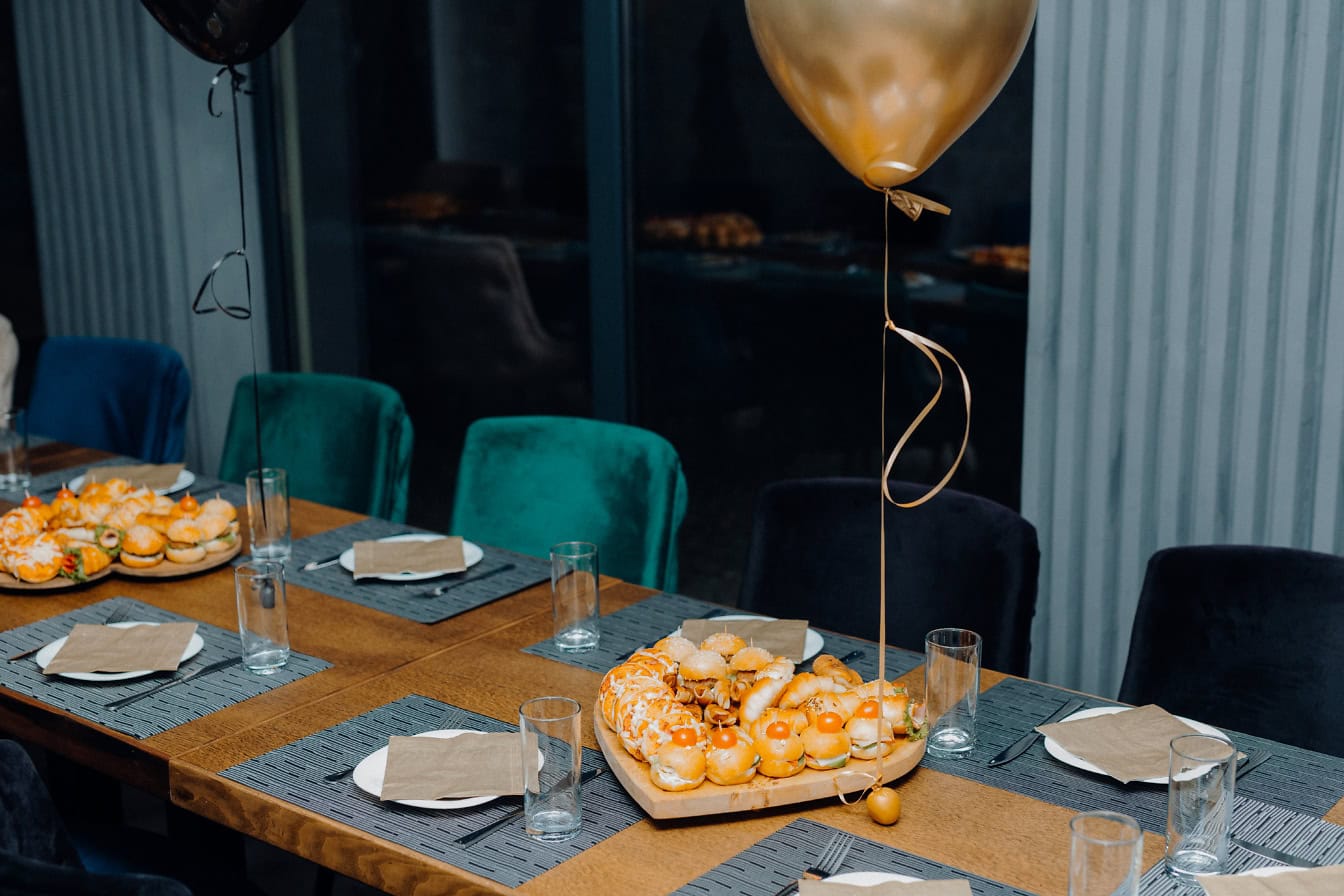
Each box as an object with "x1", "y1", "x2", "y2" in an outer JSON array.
[{"x1": 139, "y1": 0, "x2": 306, "y2": 66}]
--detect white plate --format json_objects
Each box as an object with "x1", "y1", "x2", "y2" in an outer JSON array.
[
  {"x1": 35, "y1": 621, "x2": 206, "y2": 682},
  {"x1": 352, "y1": 729, "x2": 500, "y2": 810},
  {"x1": 672, "y1": 613, "x2": 825, "y2": 662},
  {"x1": 826, "y1": 872, "x2": 921, "y2": 886},
  {"x1": 69, "y1": 469, "x2": 196, "y2": 496},
  {"x1": 337, "y1": 534, "x2": 484, "y2": 582},
  {"x1": 1042, "y1": 705, "x2": 1228, "y2": 784}
]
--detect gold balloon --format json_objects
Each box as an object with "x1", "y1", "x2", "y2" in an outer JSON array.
[{"x1": 745, "y1": 0, "x2": 1037, "y2": 189}]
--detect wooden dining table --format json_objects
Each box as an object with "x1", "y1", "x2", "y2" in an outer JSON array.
[{"x1": 3, "y1": 441, "x2": 1342, "y2": 895}]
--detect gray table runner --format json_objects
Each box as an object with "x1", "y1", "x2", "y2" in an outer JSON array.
[
  {"x1": 1137, "y1": 798, "x2": 1344, "y2": 894},
  {"x1": 922, "y1": 678, "x2": 1344, "y2": 831},
  {"x1": 282, "y1": 519, "x2": 550, "y2": 624},
  {"x1": 220, "y1": 694, "x2": 642, "y2": 889},
  {"x1": 0, "y1": 596, "x2": 330, "y2": 738},
  {"x1": 675, "y1": 818, "x2": 1035, "y2": 895},
  {"x1": 522, "y1": 590, "x2": 924, "y2": 682}
]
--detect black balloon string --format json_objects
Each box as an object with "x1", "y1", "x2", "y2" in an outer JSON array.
[{"x1": 194, "y1": 65, "x2": 266, "y2": 525}]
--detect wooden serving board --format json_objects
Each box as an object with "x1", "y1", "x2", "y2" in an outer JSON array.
[{"x1": 593, "y1": 701, "x2": 925, "y2": 819}]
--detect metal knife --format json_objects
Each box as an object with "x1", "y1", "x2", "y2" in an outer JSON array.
[
  {"x1": 453, "y1": 767, "x2": 604, "y2": 846},
  {"x1": 796, "y1": 647, "x2": 865, "y2": 674},
  {"x1": 1230, "y1": 836, "x2": 1320, "y2": 868},
  {"x1": 416, "y1": 563, "x2": 515, "y2": 598},
  {"x1": 986, "y1": 698, "x2": 1086, "y2": 767},
  {"x1": 1236, "y1": 750, "x2": 1273, "y2": 780},
  {"x1": 105, "y1": 656, "x2": 238, "y2": 711}
]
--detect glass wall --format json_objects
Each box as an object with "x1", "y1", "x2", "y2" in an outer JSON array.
[{"x1": 272, "y1": 0, "x2": 1032, "y2": 595}]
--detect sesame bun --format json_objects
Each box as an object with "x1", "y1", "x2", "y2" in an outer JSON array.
[
  {"x1": 199, "y1": 497, "x2": 237, "y2": 523},
  {"x1": 705, "y1": 728, "x2": 760, "y2": 785},
  {"x1": 728, "y1": 645, "x2": 774, "y2": 673},
  {"x1": 844, "y1": 716, "x2": 896, "y2": 760},
  {"x1": 648, "y1": 740, "x2": 707, "y2": 792},
  {"x1": 164, "y1": 543, "x2": 206, "y2": 564},
  {"x1": 120, "y1": 524, "x2": 166, "y2": 568},
  {"x1": 651, "y1": 635, "x2": 697, "y2": 663},
  {"x1": 700, "y1": 630, "x2": 748, "y2": 658},
  {"x1": 135, "y1": 512, "x2": 173, "y2": 535},
  {"x1": 166, "y1": 518, "x2": 204, "y2": 545},
  {"x1": 196, "y1": 514, "x2": 237, "y2": 552},
  {"x1": 679, "y1": 649, "x2": 728, "y2": 681}
]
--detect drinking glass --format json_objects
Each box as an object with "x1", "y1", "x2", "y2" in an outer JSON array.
[
  {"x1": 1069, "y1": 811, "x2": 1143, "y2": 896},
  {"x1": 234, "y1": 560, "x2": 290, "y2": 674},
  {"x1": 519, "y1": 696, "x2": 583, "y2": 842},
  {"x1": 246, "y1": 467, "x2": 291, "y2": 561},
  {"x1": 924, "y1": 627, "x2": 981, "y2": 757},
  {"x1": 550, "y1": 542, "x2": 599, "y2": 652},
  {"x1": 1165, "y1": 733, "x2": 1236, "y2": 880},
  {"x1": 0, "y1": 408, "x2": 30, "y2": 491}
]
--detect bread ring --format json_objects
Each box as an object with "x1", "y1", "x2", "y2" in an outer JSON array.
[{"x1": 777, "y1": 672, "x2": 847, "y2": 709}]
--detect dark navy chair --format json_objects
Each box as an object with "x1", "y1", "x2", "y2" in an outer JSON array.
[
  {"x1": 27, "y1": 337, "x2": 190, "y2": 462},
  {"x1": 738, "y1": 478, "x2": 1040, "y2": 676},
  {"x1": 1119, "y1": 545, "x2": 1344, "y2": 757}
]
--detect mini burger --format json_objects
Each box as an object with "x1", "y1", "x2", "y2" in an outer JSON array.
[
  {"x1": 699, "y1": 629, "x2": 747, "y2": 659},
  {"x1": 119, "y1": 524, "x2": 166, "y2": 569},
  {"x1": 845, "y1": 700, "x2": 897, "y2": 760},
  {"x1": 727, "y1": 645, "x2": 774, "y2": 702},
  {"x1": 196, "y1": 514, "x2": 237, "y2": 553},
  {"x1": 165, "y1": 518, "x2": 207, "y2": 564},
  {"x1": 801, "y1": 711, "x2": 851, "y2": 770},
  {"x1": 756, "y1": 720, "x2": 806, "y2": 778},
  {"x1": 704, "y1": 726, "x2": 759, "y2": 786},
  {"x1": 199, "y1": 497, "x2": 238, "y2": 533},
  {"x1": 650, "y1": 635, "x2": 698, "y2": 663},
  {"x1": 648, "y1": 728, "x2": 707, "y2": 792}
]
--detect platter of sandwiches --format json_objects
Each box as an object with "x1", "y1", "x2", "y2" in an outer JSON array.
[
  {"x1": 0, "y1": 480, "x2": 242, "y2": 590},
  {"x1": 595, "y1": 632, "x2": 924, "y2": 818}
]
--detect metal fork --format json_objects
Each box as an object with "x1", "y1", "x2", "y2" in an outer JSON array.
[
  {"x1": 7, "y1": 602, "x2": 133, "y2": 663},
  {"x1": 769, "y1": 831, "x2": 855, "y2": 896}
]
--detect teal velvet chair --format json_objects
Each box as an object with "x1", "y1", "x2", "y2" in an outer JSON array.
[
  {"x1": 450, "y1": 416, "x2": 688, "y2": 590},
  {"x1": 218, "y1": 373, "x2": 413, "y2": 521}
]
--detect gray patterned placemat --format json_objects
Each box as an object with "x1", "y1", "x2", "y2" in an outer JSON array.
[
  {"x1": 283, "y1": 520, "x2": 551, "y2": 624},
  {"x1": 0, "y1": 596, "x2": 331, "y2": 739},
  {"x1": 675, "y1": 817, "x2": 1035, "y2": 895},
  {"x1": 521, "y1": 591, "x2": 924, "y2": 681},
  {"x1": 220, "y1": 694, "x2": 642, "y2": 889},
  {"x1": 1138, "y1": 798, "x2": 1344, "y2": 894},
  {"x1": 922, "y1": 678, "x2": 1344, "y2": 831}
]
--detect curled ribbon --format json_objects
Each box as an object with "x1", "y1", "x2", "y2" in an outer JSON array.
[
  {"x1": 195, "y1": 66, "x2": 266, "y2": 511},
  {"x1": 854, "y1": 188, "x2": 970, "y2": 801}
]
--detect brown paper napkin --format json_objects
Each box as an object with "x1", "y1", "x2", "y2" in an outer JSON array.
[
  {"x1": 1198, "y1": 866, "x2": 1344, "y2": 895},
  {"x1": 85, "y1": 463, "x2": 185, "y2": 491},
  {"x1": 680, "y1": 617, "x2": 809, "y2": 661},
  {"x1": 353, "y1": 537, "x2": 465, "y2": 580},
  {"x1": 1037, "y1": 704, "x2": 1199, "y2": 783},
  {"x1": 799, "y1": 879, "x2": 972, "y2": 895},
  {"x1": 42, "y1": 622, "x2": 197, "y2": 675},
  {"x1": 380, "y1": 732, "x2": 524, "y2": 801}
]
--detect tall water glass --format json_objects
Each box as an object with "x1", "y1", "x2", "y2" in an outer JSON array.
[
  {"x1": 550, "y1": 542, "x2": 599, "y2": 652},
  {"x1": 246, "y1": 467, "x2": 291, "y2": 561},
  {"x1": 1069, "y1": 811, "x2": 1143, "y2": 896},
  {"x1": 234, "y1": 560, "x2": 290, "y2": 674},
  {"x1": 520, "y1": 696, "x2": 583, "y2": 842},
  {"x1": 1166, "y1": 733, "x2": 1236, "y2": 881},
  {"x1": 0, "y1": 408, "x2": 30, "y2": 491},
  {"x1": 924, "y1": 627, "x2": 981, "y2": 757}
]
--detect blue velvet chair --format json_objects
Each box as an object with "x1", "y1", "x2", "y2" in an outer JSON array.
[
  {"x1": 0, "y1": 741, "x2": 192, "y2": 895},
  {"x1": 1119, "y1": 545, "x2": 1344, "y2": 757},
  {"x1": 27, "y1": 337, "x2": 190, "y2": 462},
  {"x1": 218, "y1": 373, "x2": 414, "y2": 521},
  {"x1": 738, "y1": 478, "x2": 1040, "y2": 676},
  {"x1": 450, "y1": 416, "x2": 689, "y2": 590}
]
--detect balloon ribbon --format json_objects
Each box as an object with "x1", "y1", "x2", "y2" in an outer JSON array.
[
  {"x1": 194, "y1": 66, "x2": 266, "y2": 522},
  {"x1": 873, "y1": 187, "x2": 970, "y2": 795}
]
